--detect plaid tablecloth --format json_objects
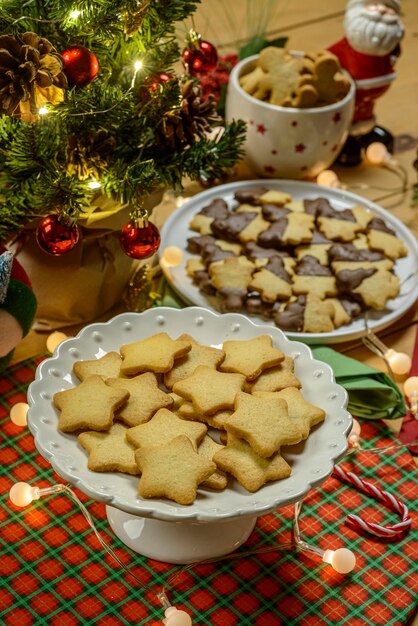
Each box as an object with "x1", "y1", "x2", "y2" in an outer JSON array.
[{"x1": 1, "y1": 356, "x2": 417, "y2": 626}]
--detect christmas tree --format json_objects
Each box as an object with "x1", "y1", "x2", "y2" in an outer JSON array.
[{"x1": 0, "y1": 0, "x2": 246, "y2": 250}]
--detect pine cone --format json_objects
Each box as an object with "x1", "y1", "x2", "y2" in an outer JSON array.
[
  {"x1": 122, "y1": 0, "x2": 150, "y2": 37},
  {"x1": 0, "y1": 31, "x2": 67, "y2": 122},
  {"x1": 157, "y1": 80, "x2": 222, "y2": 150},
  {"x1": 66, "y1": 130, "x2": 116, "y2": 180}
]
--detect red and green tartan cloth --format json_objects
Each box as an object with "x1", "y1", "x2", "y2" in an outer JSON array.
[{"x1": 1, "y1": 356, "x2": 417, "y2": 626}]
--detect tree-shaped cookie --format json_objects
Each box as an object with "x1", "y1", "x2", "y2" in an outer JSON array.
[
  {"x1": 78, "y1": 423, "x2": 139, "y2": 475},
  {"x1": 53, "y1": 375, "x2": 129, "y2": 433},
  {"x1": 135, "y1": 435, "x2": 216, "y2": 505}
]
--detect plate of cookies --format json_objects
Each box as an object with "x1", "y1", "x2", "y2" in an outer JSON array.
[
  {"x1": 27, "y1": 307, "x2": 351, "y2": 524},
  {"x1": 159, "y1": 180, "x2": 418, "y2": 344}
]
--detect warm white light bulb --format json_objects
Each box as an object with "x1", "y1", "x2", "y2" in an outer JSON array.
[
  {"x1": 9, "y1": 482, "x2": 38, "y2": 508},
  {"x1": 88, "y1": 180, "x2": 101, "y2": 189},
  {"x1": 38, "y1": 107, "x2": 49, "y2": 115},
  {"x1": 322, "y1": 548, "x2": 356, "y2": 574},
  {"x1": 316, "y1": 170, "x2": 339, "y2": 187},
  {"x1": 134, "y1": 60, "x2": 143, "y2": 71},
  {"x1": 404, "y1": 376, "x2": 418, "y2": 400},
  {"x1": 10, "y1": 402, "x2": 29, "y2": 427},
  {"x1": 46, "y1": 331, "x2": 68, "y2": 353},
  {"x1": 162, "y1": 246, "x2": 183, "y2": 267},
  {"x1": 385, "y1": 349, "x2": 411, "y2": 377},
  {"x1": 164, "y1": 606, "x2": 192, "y2": 626},
  {"x1": 348, "y1": 418, "x2": 361, "y2": 447},
  {"x1": 366, "y1": 142, "x2": 391, "y2": 165},
  {"x1": 69, "y1": 9, "x2": 81, "y2": 19}
]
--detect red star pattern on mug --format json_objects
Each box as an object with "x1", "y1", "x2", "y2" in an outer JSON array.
[
  {"x1": 333, "y1": 112, "x2": 342, "y2": 123},
  {"x1": 256, "y1": 123, "x2": 267, "y2": 134},
  {"x1": 295, "y1": 143, "x2": 306, "y2": 153},
  {"x1": 264, "y1": 165, "x2": 275, "y2": 174}
]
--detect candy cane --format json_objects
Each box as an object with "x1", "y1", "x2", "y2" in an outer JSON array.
[{"x1": 332, "y1": 465, "x2": 412, "y2": 540}]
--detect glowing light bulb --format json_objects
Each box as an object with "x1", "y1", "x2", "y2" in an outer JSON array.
[
  {"x1": 46, "y1": 331, "x2": 68, "y2": 353},
  {"x1": 404, "y1": 376, "x2": 418, "y2": 414},
  {"x1": 366, "y1": 142, "x2": 393, "y2": 165},
  {"x1": 348, "y1": 418, "x2": 361, "y2": 448},
  {"x1": 134, "y1": 60, "x2": 143, "y2": 71},
  {"x1": 88, "y1": 180, "x2": 101, "y2": 189},
  {"x1": 10, "y1": 402, "x2": 29, "y2": 427},
  {"x1": 384, "y1": 349, "x2": 411, "y2": 377},
  {"x1": 317, "y1": 170, "x2": 339, "y2": 187},
  {"x1": 69, "y1": 9, "x2": 81, "y2": 19},
  {"x1": 38, "y1": 107, "x2": 49, "y2": 115},
  {"x1": 164, "y1": 606, "x2": 192, "y2": 626},
  {"x1": 162, "y1": 246, "x2": 183, "y2": 267},
  {"x1": 9, "y1": 482, "x2": 39, "y2": 507},
  {"x1": 322, "y1": 548, "x2": 356, "y2": 574}
]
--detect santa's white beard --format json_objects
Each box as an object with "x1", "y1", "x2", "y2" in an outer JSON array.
[{"x1": 344, "y1": 7, "x2": 404, "y2": 56}]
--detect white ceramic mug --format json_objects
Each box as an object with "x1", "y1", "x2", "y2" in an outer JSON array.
[{"x1": 226, "y1": 54, "x2": 355, "y2": 179}]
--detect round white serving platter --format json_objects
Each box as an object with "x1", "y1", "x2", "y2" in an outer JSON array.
[
  {"x1": 27, "y1": 307, "x2": 351, "y2": 562},
  {"x1": 159, "y1": 179, "x2": 418, "y2": 344}
]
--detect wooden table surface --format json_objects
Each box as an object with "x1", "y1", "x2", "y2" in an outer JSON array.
[{"x1": 8, "y1": 1, "x2": 418, "y2": 624}]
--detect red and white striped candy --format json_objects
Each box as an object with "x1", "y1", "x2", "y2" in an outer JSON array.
[{"x1": 332, "y1": 464, "x2": 412, "y2": 540}]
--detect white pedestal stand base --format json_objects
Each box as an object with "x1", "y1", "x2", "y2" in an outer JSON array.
[{"x1": 106, "y1": 506, "x2": 257, "y2": 564}]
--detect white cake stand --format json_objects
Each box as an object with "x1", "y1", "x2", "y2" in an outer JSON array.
[{"x1": 27, "y1": 308, "x2": 351, "y2": 564}]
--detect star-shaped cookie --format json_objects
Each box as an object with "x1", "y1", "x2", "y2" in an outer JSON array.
[
  {"x1": 53, "y1": 375, "x2": 129, "y2": 433},
  {"x1": 164, "y1": 334, "x2": 225, "y2": 389},
  {"x1": 106, "y1": 372, "x2": 173, "y2": 427},
  {"x1": 275, "y1": 387, "x2": 325, "y2": 431},
  {"x1": 213, "y1": 434, "x2": 291, "y2": 492},
  {"x1": 219, "y1": 335, "x2": 284, "y2": 381},
  {"x1": 172, "y1": 365, "x2": 246, "y2": 415},
  {"x1": 248, "y1": 356, "x2": 301, "y2": 392},
  {"x1": 120, "y1": 332, "x2": 192, "y2": 376},
  {"x1": 73, "y1": 352, "x2": 123, "y2": 381},
  {"x1": 135, "y1": 435, "x2": 216, "y2": 505},
  {"x1": 197, "y1": 435, "x2": 228, "y2": 490},
  {"x1": 78, "y1": 423, "x2": 139, "y2": 475},
  {"x1": 125, "y1": 408, "x2": 207, "y2": 449},
  {"x1": 224, "y1": 392, "x2": 303, "y2": 458}
]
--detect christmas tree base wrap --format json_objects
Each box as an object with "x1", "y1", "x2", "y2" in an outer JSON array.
[{"x1": 12, "y1": 192, "x2": 163, "y2": 331}]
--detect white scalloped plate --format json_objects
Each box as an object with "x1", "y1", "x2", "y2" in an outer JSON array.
[
  {"x1": 159, "y1": 180, "x2": 418, "y2": 344},
  {"x1": 27, "y1": 307, "x2": 351, "y2": 523}
]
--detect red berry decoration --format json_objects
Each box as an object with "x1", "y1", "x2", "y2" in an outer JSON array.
[
  {"x1": 182, "y1": 36, "x2": 218, "y2": 76},
  {"x1": 36, "y1": 215, "x2": 80, "y2": 256},
  {"x1": 148, "y1": 72, "x2": 171, "y2": 92},
  {"x1": 120, "y1": 219, "x2": 160, "y2": 259},
  {"x1": 62, "y1": 46, "x2": 99, "y2": 87}
]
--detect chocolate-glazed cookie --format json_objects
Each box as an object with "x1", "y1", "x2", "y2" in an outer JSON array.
[
  {"x1": 234, "y1": 187, "x2": 268, "y2": 205},
  {"x1": 211, "y1": 211, "x2": 258, "y2": 241},
  {"x1": 187, "y1": 234, "x2": 216, "y2": 254}
]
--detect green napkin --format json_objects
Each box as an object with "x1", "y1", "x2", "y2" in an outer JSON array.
[
  {"x1": 311, "y1": 346, "x2": 406, "y2": 420},
  {"x1": 152, "y1": 276, "x2": 186, "y2": 309}
]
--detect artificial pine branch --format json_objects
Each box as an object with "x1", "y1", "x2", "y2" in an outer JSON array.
[{"x1": 0, "y1": 0, "x2": 245, "y2": 244}]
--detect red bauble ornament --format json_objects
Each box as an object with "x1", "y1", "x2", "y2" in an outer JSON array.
[
  {"x1": 36, "y1": 215, "x2": 80, "y2": 256},
  {"x1": 62, "y1": 46, "x2": 99, "y2": 87},
  {"x1": 148, "y1": 72, "x2": 171, "y2": 92},
  {"x1": 120, "y1": 219, "x2": 160, "y2": 259},
  {"x1": 182, "y1": 39, "x2": 218, "y2": 76}
]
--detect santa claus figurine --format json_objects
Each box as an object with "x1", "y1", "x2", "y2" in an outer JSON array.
[
  {"x1": 328, "y1": 0, "x2": 404, "y2": 164},
  {"x1": 0, "y1": 247, "x2": 37, "y2": 373}
]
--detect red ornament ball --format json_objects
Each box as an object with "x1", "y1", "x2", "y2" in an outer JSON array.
[
  {"x1": 62, "y1": 46, "x2": 99, "y2": 87},
  {"x1": 182, "y1": 40, "x2": 218, "y2": 76},
  {"x1": 120, "y1": 220, "x2": 160, "y2": 259},
  {"x1": 36, "y1": 215, "x2": 80, "y2": 256},
  {"x1": 148, "y1": 72, "x2": 171, "y2": 92}
]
